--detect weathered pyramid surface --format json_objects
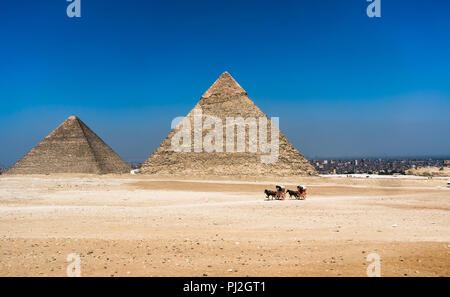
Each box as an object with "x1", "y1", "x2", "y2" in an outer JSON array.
[
  {"x1": 6, "y1": 116, "x2": 130, "y2": 175},
  {"x1": 141, "y1": 72, "x2": 317, "y2": 177}
]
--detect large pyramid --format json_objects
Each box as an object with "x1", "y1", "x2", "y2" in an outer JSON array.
[
  {"x1": 6, "y1": 116, "x2": 130, "y2": 175},
  {"x1": 141, "y1": 72, "x2": 317, "y2": 177}
]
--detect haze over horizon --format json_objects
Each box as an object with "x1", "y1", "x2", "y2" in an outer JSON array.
[{"x1": 1, "y1": 0, "x2": 449, "y2": 166}]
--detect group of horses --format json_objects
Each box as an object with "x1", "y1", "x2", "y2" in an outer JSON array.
[{"x1": 264, "y1": 185, "x2": 307, "y2": 200}]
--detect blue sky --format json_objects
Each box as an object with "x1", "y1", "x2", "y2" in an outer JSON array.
[{"x1": 0, "y1": 0, "x2": 449, "y2": 165}]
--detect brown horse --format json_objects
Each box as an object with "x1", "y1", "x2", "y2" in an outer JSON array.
[
  {"x1": 287, "y1": 189, "x2": 300, "y2": 199},
  {"x1": 264, "y1": 189, "x2": 277, "y2": 200}
]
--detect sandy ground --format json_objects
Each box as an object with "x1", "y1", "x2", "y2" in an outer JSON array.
[
  {"x1": 406, "y1": 166, "x2": 450, "y2": 177},
  {"x1": 0, "y1": 175, "x2": 448, "y2": 277}
]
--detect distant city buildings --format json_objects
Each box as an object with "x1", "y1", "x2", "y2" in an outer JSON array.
[
  {"x1": 1, "y1": 159, "x2": 449, "y2": 176},
  {"x1": 128, "y1": 162, "x2": 143, "y2": 170},
  {"x1": 310, "y1": 158, "x2": 450, "y2": 175}
]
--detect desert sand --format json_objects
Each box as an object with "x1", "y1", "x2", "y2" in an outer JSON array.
[{"x1": 0, "y1": 175, "x2": 448, "y2": 276}]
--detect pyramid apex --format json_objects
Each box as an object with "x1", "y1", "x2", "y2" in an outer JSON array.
[
  {"x1": 68, "y1": 115, "x2": 78, "y2": 120},
  {"x1": 202, "y1": 71, "x2": 246, "y2": 98},
  {"x1": 217, "y1": 71, "x2": 233, "y2": 81}
]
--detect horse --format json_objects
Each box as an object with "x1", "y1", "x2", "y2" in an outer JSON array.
[
  {"x1": 287, "y1": 189, "x2": 300, "y2": 199},
  {"x1": 264, "y1": 189, "x2": 277, "y2": 200},
  {"x1": 297, "y1": 186, "x2": 307, "y2": 200}
]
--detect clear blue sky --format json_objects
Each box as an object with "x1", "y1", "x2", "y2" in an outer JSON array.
[{"x1": 1, "y1": 0, "x2": 449, "y2": 165}]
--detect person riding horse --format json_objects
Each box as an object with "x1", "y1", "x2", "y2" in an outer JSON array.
[
  {"x1": 297, "y1": 185, "x2": 307, "y2": 200},
  {"x1": 265, "y1": 185, "x2": 306, "y2": 200},
  {"x1": 276, "y1": 185, "x2": 286, "y2": 200}
]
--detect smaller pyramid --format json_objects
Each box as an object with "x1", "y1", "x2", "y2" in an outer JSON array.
[{"x1": 6, "y1": 116, "x2": 130, "y2": 175}]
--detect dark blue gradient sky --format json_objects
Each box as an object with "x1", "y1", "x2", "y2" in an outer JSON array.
[{"x1": 0, "y1": 0, "x2": 449, "y2": 165}]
